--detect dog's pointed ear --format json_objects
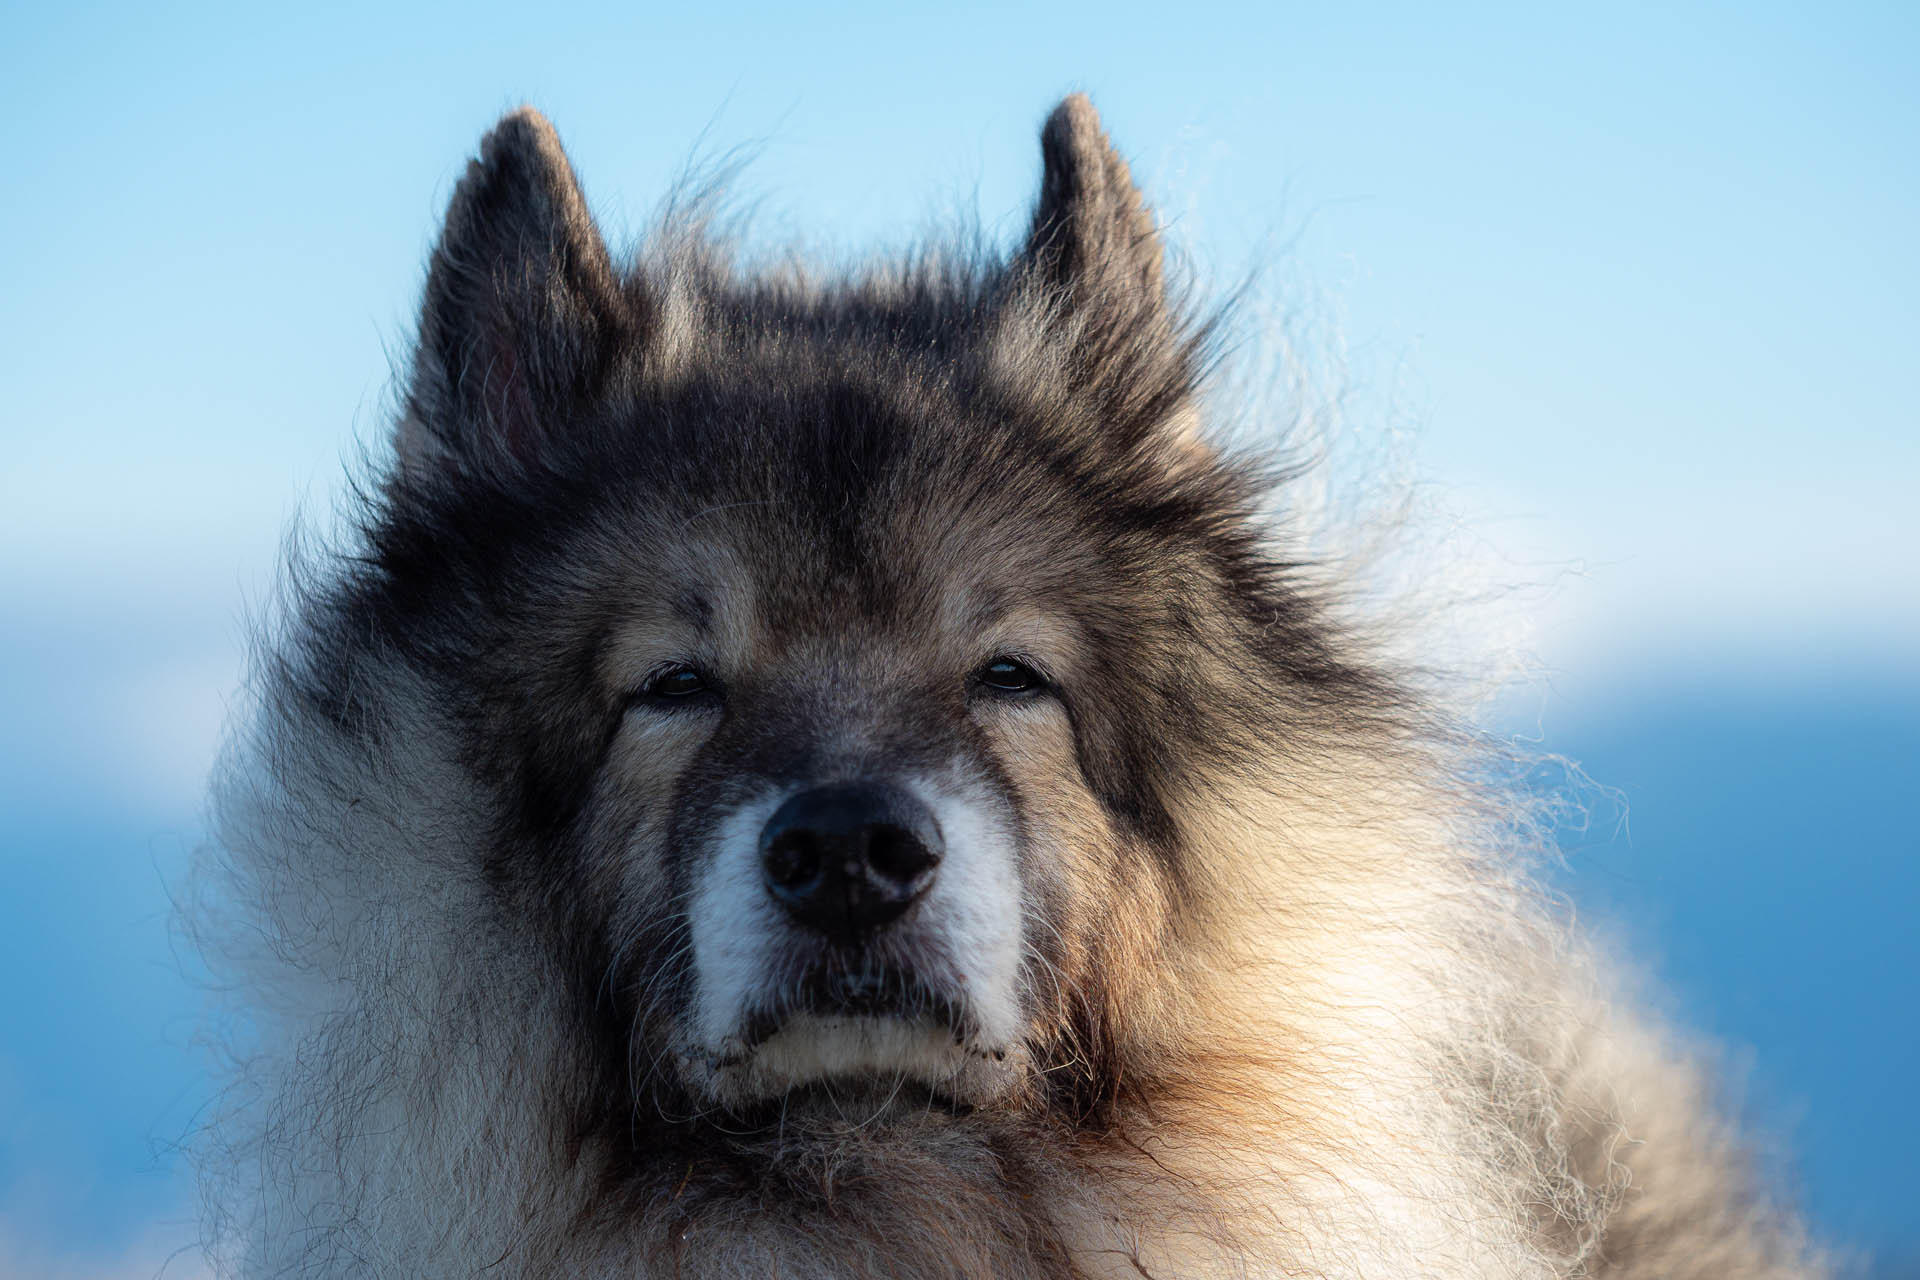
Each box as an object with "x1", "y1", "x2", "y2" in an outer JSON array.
[
  {"x1": 398, "y1": 108, "x2": 630, "y2": 481},
  {"x1": 1015, "y1": 96, "x2": 1200, "y2": 453},
  {"x1": 1023, "y1": 94, "x2": 1167, "y2": 327}
]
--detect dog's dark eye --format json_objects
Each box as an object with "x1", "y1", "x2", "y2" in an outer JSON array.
[
  {"x1": 634, "y1": 663, "x2": 715, "y2": 704},
  {"x1": 974, "y1": 657, "x2": 1046, "y2": 695}
]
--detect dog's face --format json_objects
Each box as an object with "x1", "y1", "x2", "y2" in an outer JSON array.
[
  {"x1": 595, "y1": 479, "x2": 1083, "y2": 1110},
  {"x1": 357, "y1": 103, "x2": 1355, "y2": 1127},
  {"x1": 438, "y1": 383, "x2": 1214, "y2": 1121}
]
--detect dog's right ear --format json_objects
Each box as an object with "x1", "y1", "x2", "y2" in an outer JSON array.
[{"x1": 398, "y1": 108, "x2": 630, "y2": 483}]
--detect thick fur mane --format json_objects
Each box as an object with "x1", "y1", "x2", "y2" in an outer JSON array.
[{"x1": 189, "y1": 100, "x2": 1822, "y2": 1279}]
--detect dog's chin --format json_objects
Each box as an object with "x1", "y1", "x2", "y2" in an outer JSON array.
[{"x1": 691, "y1": 1013, "x2": 1018, "y2": 1115}]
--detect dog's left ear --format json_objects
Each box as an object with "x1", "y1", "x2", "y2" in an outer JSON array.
[
  {"x1": 1018, "y1": 96, "x2": 1196, "y2": 448},
  {"x1": 1024, "y1": 94, "x2": 1166, "y2": 317},
  {"x1": 398, "y1": 107, "x2": 631, "y2": 482}
]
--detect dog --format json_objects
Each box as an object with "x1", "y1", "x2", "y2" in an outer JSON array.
[{"x1": 191, "y1": 96, "x2": 1823, "y2": 1278}]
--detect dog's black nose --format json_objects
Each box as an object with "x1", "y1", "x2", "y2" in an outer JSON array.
[{"x1": 760, "y1": 782, "x2": 943, "y2": 940}]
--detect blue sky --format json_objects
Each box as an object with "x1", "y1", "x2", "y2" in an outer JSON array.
[{"x1": 1, "y1": 2, "x2": 1914, "y2": 1274}]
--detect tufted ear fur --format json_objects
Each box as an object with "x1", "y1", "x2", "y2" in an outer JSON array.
[
  {"x1": 1016, "y1": 95, "x2": 1200, "y2": 454},
  {"x1": 398, "y1": 107, "x2": 630, "y2": 482},
  {"x1": 1025, "y1": 94, "x2": 1166, "y2": 312}
]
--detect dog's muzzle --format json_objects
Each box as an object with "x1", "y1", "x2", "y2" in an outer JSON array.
[
  {"x1": 684, "y1": 775, "x2": 1023, "y2": 1107},
  {"x1": 759, "y1": 782, "x2": 943, "y2": 940}
]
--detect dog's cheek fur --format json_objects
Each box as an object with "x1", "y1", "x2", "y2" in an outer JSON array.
[
  {"x1": 982, "y1": 704, "x2": 1182, "y2": 1125},
  {"x1": 577, "y1": 712, "x2": 711, "y2": 1006}
]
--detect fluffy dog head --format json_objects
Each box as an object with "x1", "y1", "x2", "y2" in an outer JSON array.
[{"x1": 316, "y1": 99, "x2": 1382, "y2": 1135}]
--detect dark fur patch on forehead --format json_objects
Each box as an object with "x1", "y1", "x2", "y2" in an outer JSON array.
[
  {"x1": 670, "y1": 589, "x2": 713, "y2": 632},
  {"x1": 317, "y1": 334, "x2": 1380, "y2": 869}
]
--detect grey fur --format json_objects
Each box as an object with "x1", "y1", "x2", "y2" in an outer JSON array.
[{"x1": 191, "y1": 96, "x2": 1825, "y2": 1278}]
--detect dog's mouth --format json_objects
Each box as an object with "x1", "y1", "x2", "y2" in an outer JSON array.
[
  {"x1": 731, "y1": 1073, "x2": 981, "y2": 1125},
  {"x1": 692, "y1": 961, "x2": 1015, "y2": 1107},
  {"x1": 732, "y1": 965, "x2": 977, "y2": 1056}
]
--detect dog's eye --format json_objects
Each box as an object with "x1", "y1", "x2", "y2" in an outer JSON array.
[
  {"x1": 974, "y1": 657, "x2": 1046, "y2": 695},
  {"x1": 634, "y1": 663, "x2": 715, "y2": 704}
]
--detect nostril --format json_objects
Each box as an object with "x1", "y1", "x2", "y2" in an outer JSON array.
[
  {"x1": 763, "y1": 830, "x2": 825, "y2": 892},
  {"x1": 865, "y1": 823, "x2": 939, "y2": 887}
]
